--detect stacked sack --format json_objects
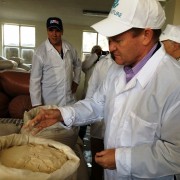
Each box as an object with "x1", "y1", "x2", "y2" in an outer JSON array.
[
  {"x1": 0, "y1": 56, "x2": 31, "y2": 72},
  {"x1": 0, "y1": 70, "x2": 32, "y2": 118}
]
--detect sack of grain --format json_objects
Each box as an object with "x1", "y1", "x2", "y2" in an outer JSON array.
[
  {"x1": 0, "y1": 134, "x2": 80, "y2": 180},
  {"x1": 21, "y1": 105, "x2": 79, "y2": 150}
]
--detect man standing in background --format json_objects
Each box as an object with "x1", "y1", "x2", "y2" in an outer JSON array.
[
  {"x1": 82, "y1": 45, "x2": 104, "y2": 99},
  {"x1": 160, "y1": 24, "x2": 180, "y2": 61},
  {"x1": 30, "y1": 17, "x2": 82, "y2": 107},
  {"x1": 79, "y1": 45, "x2": 108, "y2": 141}
]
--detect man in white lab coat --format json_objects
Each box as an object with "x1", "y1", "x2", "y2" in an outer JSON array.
[
  {"x1": 82, "y1": 45, "x2": 103, "y2": 99},
  {"x1": 30, "y1": 17, "x2": 82, "y2": 107},
  {"x1": 24, "y1": 0, "x2": 180, "y2": 179}
]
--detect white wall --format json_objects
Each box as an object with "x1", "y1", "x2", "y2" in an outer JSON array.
[
  {"x1": 164, "y1": 0, "x2": 176, "y2": 28},
  {"x1": 163, "y1": 0, "x2": 180, "y2": 26},
  {"x1": 173, "y1": 0, "x2": 180, "y2": 25}
]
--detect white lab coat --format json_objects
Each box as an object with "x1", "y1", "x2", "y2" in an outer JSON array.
[
  {"x1": 86, "y1": 54, "x2": 114, "y2": 139},
  {"x1": 82, "y1": 53, "x2": 99, "y2": 97},
  {"x1": 60, "y1": 45, "x2": 180, "y2": 179},
  {"x1": 30, "y1": 39, "x2": 82, "y2": 107}
]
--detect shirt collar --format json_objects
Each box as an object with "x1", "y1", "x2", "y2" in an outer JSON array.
[{"x1": 124, "y1": 43, "x2": 159, "y2": 83}]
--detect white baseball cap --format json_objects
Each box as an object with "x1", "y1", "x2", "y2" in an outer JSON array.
[
  {"x1": 160, "y1": 24, "x2": 180, "y2": 43},
  {"x1": 91, "y1": 0, "x2": 166, "y2": 37}
]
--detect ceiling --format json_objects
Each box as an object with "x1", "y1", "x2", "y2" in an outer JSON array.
[{"x1": 0, "y1": 0, "x2": 114, "y2": 26}]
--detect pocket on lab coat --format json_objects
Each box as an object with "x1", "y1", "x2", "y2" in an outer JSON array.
[{"x1": 120, "y1": 112, "x2": 158, "y2": 147}]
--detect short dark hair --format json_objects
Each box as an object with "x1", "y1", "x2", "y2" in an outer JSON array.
[{"x1": 129, "y1": 28, "x2": 162, "y2": 43}]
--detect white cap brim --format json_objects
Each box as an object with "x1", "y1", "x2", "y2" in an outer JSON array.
[
  {"x1": 159, "y1": 34, "x2": 169, "y2": 42},
  {"x1": 91, "y1": 16, "x2": 132, "y2": 37},
  {"x1": 160, "y1": 34, "x2": 180, "y2": 43}
]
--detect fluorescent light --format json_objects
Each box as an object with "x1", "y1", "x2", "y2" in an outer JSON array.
[{"x1": 83, "y1": 10, "x2": 109, "y2": 17}]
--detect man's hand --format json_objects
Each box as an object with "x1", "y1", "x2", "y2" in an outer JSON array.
[
  {"x1": 95, "y1": 149, "x2": 116, "y2": 170},
  {"x1": 22, "y1": 108, "x2": 63, "y2": 135}
]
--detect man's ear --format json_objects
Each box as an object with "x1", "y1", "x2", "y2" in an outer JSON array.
[{"x1": 142, "y1": 28, "x2": 153, "y2": 46}]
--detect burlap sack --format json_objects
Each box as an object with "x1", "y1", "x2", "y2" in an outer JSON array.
[
  {"x1": 18, "y1": 63, "x2": 31, "y2": 71},
  {"x1": 8, "y1": 95, "x2": 32, "y2": 119},
  {"x1": 0, "y1": 134, "x2": 80, "y2": 180},
  {"x1": 9, "y1": 59, "x2": 18, "y2": 68},
  {"x1": 0, "y1": 56, "x2": 7, "y2": 60},
  {"x1": 0, "y1": 60, "x2": 14, "y2": 70},
  {"x1": 21, "y1": 105, "x2": 79, "y2": 150},
  {"x1": 9, "y1": 57, "x2": 25, "y2": 65},
  {"x1": 0, "y1": 71, "x2": 30, "y2": 97},
  {"x1": 0, "y1": 118, "x2": 23, "y2": 136}
]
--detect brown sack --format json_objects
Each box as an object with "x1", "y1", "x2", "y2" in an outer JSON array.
[{"x1": 0, "y1": 71, "x2": 30, "y2": 97}]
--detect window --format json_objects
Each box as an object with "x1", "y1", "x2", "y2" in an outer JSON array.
[
  {"x1": 82, "y1": 31, "x2": 109, "y2": 61},
  {"x1": 2, "y1": 24, "x2": 35, "y2": 64}
]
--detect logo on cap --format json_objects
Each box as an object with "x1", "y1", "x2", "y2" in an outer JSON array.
[
  {"x1": 112, "y1": 0, "x2": 119, "y2": 9},
  {"x1": 50, "y1": 20, "x2": 59, "y2": 25},
  {"x1": 110, "y1": 0, "x2": 122, "y2": 18}
]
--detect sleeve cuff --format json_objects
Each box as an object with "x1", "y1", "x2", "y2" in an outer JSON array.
[
  {"x1": 115, "y1": 147, "x2": 131, "y2": 176},
  {"x1": 58, "y1": 106, "x2": 76, "y2": 127}
]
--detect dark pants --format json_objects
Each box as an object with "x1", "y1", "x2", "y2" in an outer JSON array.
[
  {"x1": 78, "y1": 125, "x2": 87, "y2": 140},
  {"x1": 90, "y1": 137, "x2": 104, "y2": 180}
]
